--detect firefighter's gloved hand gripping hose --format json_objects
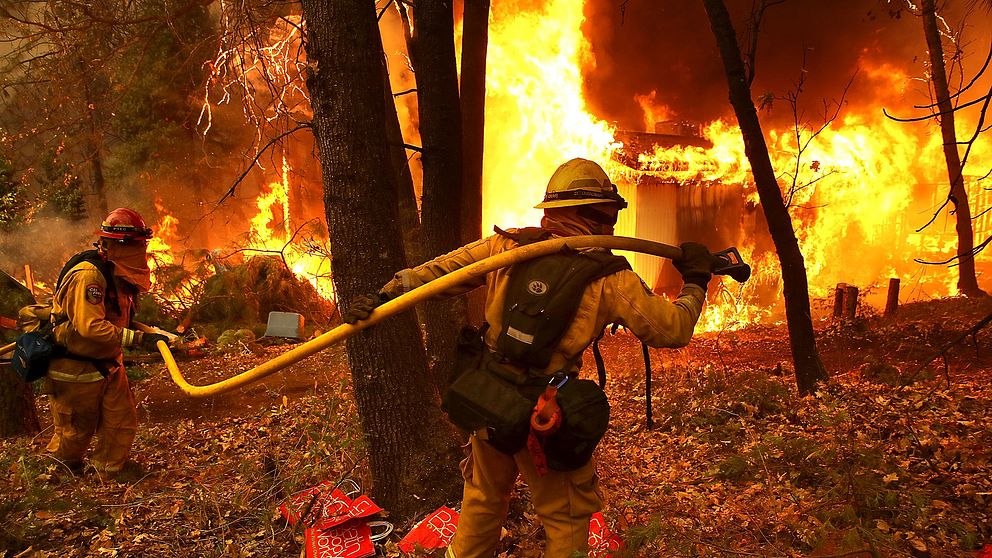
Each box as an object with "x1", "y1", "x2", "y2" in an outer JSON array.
[{"x1": 157, "y1": 235, "x2": 751, "y2": 398}]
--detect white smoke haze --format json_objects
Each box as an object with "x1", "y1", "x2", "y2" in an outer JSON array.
[{"x1": 0, "y1": 216, "x2": 97, "y2": 293}]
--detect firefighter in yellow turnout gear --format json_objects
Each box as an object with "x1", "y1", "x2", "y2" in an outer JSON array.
[
  {"x1": 344, "y1": 159, "x2": 712, "y2": 558},
  {"x1": 45, "y1": 208, "x2": 169, "y2": 475}
]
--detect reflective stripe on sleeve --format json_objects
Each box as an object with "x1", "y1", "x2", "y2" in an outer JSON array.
[{"x1": 121, "y1": 328, "x2": 138, "y2": 347}]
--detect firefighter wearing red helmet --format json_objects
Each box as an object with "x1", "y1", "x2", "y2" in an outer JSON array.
[{"x1": 44, "y1": 207, "x2": 169, "y2": 477}]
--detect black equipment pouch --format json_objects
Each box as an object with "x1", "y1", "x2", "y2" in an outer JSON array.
[
  {"x1": 451, "y1": 324, "x2": 488, "y2": 386},
  {"x1": 10, "y1": 311, "x2": 69, "y2": 383},
  {"x1": 443, "y1": 361, "x2": 534, "y2": 454},
  {"x1": 543, "y1": 379, "x2": 611, "y2": 471}
]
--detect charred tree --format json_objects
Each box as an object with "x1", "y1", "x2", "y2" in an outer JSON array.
[
  {"x1": 403, "y1": 0, "x2": 468, "y2": 393},
  {"x1": 920, "y1": 0, "x2": 986, "y2": 297},
  {"x1": 460, "y1": 0, "x2": 489, "y2": 245},
  {"x1": 0, "y1": 372, "x2": 40, "y2": 438},
  {"x1": 701, "y1": 0, "x2": 828, "y2": 395},
  {"x1": 300, "y1": 0, "x2": 461, "y2": 519},
  {"x1": 460, "y1": 0, "x2": 491, "y2": 327}
]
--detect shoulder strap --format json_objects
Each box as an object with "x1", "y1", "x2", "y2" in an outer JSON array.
[
  {"x1": 56, "y1": 250, "x2": 115, "y2": 292},
  {"x1": 581, "y1": 251, "x2": 632, "y2": 279},
  {"x1": 590, "y1": 322, "x2": 625, "y2": 389},
  {"x1": 494, "y1": 226, "x2": 552, "y2": 246},
  {"x1": 592, "y1": 328, "x2": 607, "y2": 388}
]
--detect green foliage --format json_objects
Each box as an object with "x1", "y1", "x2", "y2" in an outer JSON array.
[
  {"x1": 37, "y1": 149, "x2": 86, "y2": 221},
  {"x1": 860, "y1": 355, "x2": 912, "y2": 386},
  {"x1": 126, "y1": 365, "x2": 151, "y2": 382},
  {"x1": 106, "y1": 5, "x2": 214, "y2": 181},
  {"x1": 0, "y1": 155, "x2": 29, "y2": 230},
  {"x1": 134, "y1": 291, "x2": 180, "y2": 332},
  {"x1": 189, "y1": 256, "x2": 333, "y2": 338},
  {"x1": 217, "y1": 328, "x2": 257, "y2": 352}
]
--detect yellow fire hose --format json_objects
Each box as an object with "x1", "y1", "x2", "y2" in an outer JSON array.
[{"x1": 170, "y1": 236, "x2": 745, "y2": 397}]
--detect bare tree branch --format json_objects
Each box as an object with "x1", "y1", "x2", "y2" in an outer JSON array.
[{"x1": 217, "y1": 123, "x2": 312, "y2": 205}]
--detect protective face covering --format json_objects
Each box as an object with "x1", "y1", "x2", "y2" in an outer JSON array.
[
  {"x1": 541, "y1": 205, "x2": 618, "y2": 237},
  {"x1": 105, "y1": 242, "x2": 152, "y2": 292}
]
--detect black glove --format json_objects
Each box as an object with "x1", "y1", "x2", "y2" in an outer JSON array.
[
  {"x1": 137, "y1": 332, "x2": 169, "y2": 351},
  {"x1": 673, "y1": 242, "x2": 713, "y2": 290},
  {"x1": 341, "y1": 292, "x2": 389, "y2": 324}
]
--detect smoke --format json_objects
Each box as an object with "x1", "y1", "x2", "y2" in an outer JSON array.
[
  {"x1": 580, "y1": 0, "x2": 991, "y2": 131},
  {"x1": 0, "y1": 217, "x2": 96, "y2": 288}
]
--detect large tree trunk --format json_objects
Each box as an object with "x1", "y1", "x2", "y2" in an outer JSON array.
[
  {"x1": 460, "y1": 0, "x2": 490, "y2": 327},
  {"x1": 380, "y1": 52, "x2": 423, "y2": 267},
  {"x1": 701, "y1": 0, "x2": 828, "y2": 395},
  {"x1": 0, "y1": 370, "x2": 40, "y2": 438},
  {"x1": 408, "y1": 0, "x2": 468, "y2": 393},
  {"x1": 921, "y1": 0, "x2": 986, "y2": 298},
  {"x1": 301, "y1": 0, "x2": 461, "y2": 519},
  {"x1": 460, "y1": 0, "x2": 488, "y2": 245}
]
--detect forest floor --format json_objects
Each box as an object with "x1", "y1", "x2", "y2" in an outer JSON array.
[{"x1": 1, "y1": 296, "x2": 991, "y2": 558}]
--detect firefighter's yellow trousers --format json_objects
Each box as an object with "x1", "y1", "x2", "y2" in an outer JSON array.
[
  {"x1": 447, "y1": 433, "x2": 602, "y2": 558},
  {"x1": 45, "y1": 369, "x2": 137, "y2": 473}
]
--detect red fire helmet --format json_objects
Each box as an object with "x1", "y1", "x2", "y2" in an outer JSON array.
[{"x1": 98, "y1": 207, "x2": 153, "y2": 242}]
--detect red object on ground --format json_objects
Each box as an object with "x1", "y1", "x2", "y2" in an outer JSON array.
[
  {"x1": 320, "y1": 494, "x2": 383, "y2": 528},
  {"x1": 588, "y1": 512, "x2": 623, "y2": 557},
  {"x1": 305, "y1": 522, "x2": 375, "y2": 558},
  {"x1": 977, "y1": 544, "x2": 992, "y2": 558},
  {"x1": 397, "y1": 506, "x2": 460, "y2": 553},
  {"x1": 279, "y1": 483, "x2": 383, "y2": 528}
]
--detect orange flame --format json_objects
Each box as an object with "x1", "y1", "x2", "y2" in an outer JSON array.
[
  {"x1": 245, "y1": 157, "x2": 335, "y2": 302},
  {"x1": 479, "y1": 0, "x2": 990, "y2": 332}
]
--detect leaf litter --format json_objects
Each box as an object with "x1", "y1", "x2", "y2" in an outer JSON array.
[{"x1": 2, "y1": 297, "x2": 991, "y2": 557}]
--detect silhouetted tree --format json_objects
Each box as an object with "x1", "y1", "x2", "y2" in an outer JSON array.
[{"x1": 702, "y1": 0, "x2": 828, "y2": 395}]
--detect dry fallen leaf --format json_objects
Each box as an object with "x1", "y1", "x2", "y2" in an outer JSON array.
[{"x1": 908, "y1": 537, "x2": 928, "y2": 552}]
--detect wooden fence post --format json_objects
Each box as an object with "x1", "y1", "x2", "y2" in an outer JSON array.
[
  {"x1": 833, "y1": 283, "x2": 846, "y2": 319},
  {"x1": 843, "y1": 285, "x2": 859, "y2": 321},
  {"x1": 885, "y1": 278, "x2": 900, "y2": 316},
  {"x1": 23, "y1": 264, "x2": 35, "y2": 298}
]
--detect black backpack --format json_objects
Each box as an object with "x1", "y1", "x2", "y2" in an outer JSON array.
[{"x1": 443, "y1": 227, "x2": 629, "y2": 469}]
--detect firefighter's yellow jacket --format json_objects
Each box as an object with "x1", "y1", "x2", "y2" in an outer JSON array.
[
  {"x1": 49, "y1": 260, "x2": 141, "y2": 383},
  {"x1": 380, "y1": 229, "x2": 705, "y2": 375}
]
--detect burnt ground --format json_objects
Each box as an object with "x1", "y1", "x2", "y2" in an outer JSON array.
[{"x1": 2, "y1": 297, "x2": 991, "y2": 557}]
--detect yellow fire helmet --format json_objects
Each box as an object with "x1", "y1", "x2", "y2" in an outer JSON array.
[{"x1": 534, "y1": 158, "x2": 628, "y2": 209}]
